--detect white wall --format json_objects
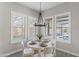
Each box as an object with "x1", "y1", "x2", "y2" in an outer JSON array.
[
  {"x1": 42, "y1": 2, "x2": 79, "y2": 56},
  {"x1": 0, "y1": 2, "x2": 38, "y2": 56}
]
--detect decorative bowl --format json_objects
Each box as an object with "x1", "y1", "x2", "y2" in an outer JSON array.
[{"x1": 29, "y1": 41, "x2": 36, "y2": 45}]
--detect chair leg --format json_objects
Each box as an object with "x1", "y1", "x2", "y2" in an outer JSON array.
[
  {"x1": 52, "y1": 47, "x2": 56, "y2": 57},
  {"x1": 22, "y1": 52, "x2": 24, "y2": 57}
]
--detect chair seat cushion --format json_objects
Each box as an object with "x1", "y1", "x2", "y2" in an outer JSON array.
[{"x1": 23, "y1": 48, "x2": 34, "y2": 54}]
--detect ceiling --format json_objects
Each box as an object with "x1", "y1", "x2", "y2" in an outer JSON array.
[{"x1": 18, "y1": 2, "x2": 63, "y2": 12}]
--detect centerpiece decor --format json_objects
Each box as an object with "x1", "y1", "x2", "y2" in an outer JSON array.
[{"x1": 36, "y1": 33, "x2": 43, "y2": 42}]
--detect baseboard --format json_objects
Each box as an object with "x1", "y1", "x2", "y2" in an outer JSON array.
[
  {"x1": 56, "y1": 48, "x2": 79, "y2": 57},
  {"x1": 0, "y1": 49, "x2": 22, "y2": 57}
]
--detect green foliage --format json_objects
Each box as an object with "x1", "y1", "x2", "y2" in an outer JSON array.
[{"x1": 36, "y1": 33, "x2": 43, "y2": 40}]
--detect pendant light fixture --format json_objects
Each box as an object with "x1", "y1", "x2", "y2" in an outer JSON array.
[{"x1": 34, "y1": 2, "x2": 46, "y2": 26}]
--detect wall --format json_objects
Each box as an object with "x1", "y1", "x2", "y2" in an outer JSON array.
[
  {"x1": 0, "y1": 2, "x2": 38, "y2": 56},
  {"x1": 42, "y1": 2, "x2": 79, "y2": 56}
]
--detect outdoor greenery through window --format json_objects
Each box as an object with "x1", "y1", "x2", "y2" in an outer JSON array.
[
  {"x1": 11, "y1": 11, "x2": 25, "y2": 43},
  {"x1": 11, "y1": 11, "x2": 37, "y2": 43}
]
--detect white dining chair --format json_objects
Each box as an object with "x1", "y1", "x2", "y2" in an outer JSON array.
[
  {"x1": 21, "y1": 40, "x2": 34, "y2": 57},
  {"x1": 44, "y1": 47, "x2": 55, "y2": 57},
  {"x1": 44, "y1": 40, "x2": 56, "y2": 57}
]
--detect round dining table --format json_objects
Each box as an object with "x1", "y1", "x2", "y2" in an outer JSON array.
[{"x1": 27, "y1": 40, "x2": 53, "y2": 57}]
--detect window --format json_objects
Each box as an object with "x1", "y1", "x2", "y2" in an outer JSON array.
[
  {"x1": 55, "y1": 12, "x2": 71, "y2": 44},
  {"x1": 27, "y1": 16, "x2": 37, "y2": 40},
  {"x1": 44, "y1": 17, "x2": 54, "y2": 37},
  {"x1": 11, "y1": 11, "x2": 25, "y2": 43},
  {"x1": 11, "y1": 11, "x2": 37, "y2": 43}
]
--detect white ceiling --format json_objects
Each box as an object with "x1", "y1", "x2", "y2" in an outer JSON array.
[{"x1": 18, "y1": 2, "x2": 63, "y2": 12}]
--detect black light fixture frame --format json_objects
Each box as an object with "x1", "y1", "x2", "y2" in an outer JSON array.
[{"x1": 34, "y1": 2, "x2": 46, "y2": 27}]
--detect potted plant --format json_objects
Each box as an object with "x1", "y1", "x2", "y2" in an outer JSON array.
[{"x1": 36, "y1": 33, "x2": 43, "y2": 42}]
